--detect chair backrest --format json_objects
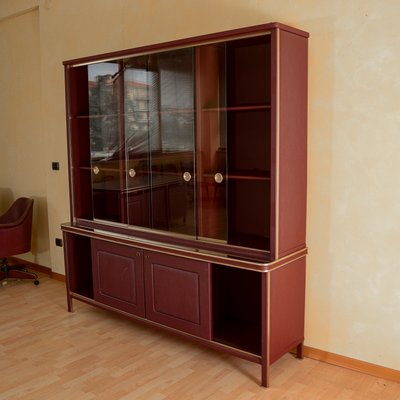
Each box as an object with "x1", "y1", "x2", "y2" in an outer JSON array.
[{"x1": 0, "y1": 197, "x2": 34, "y2": 257}]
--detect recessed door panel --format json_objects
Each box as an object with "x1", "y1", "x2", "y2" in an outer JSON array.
[
  {"x1": 92, "y1": 239, "x2": 145, "y2": 317},
  {"x1": 144, "y1": 251, "x2": 211, "y2": 339}
]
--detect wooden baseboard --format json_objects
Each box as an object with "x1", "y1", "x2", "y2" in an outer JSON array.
[
  {"x1": 47, "y1": 271, "x2": 66, "y2": 282},
  {"x1": 304, "y1": 346, "x2": 400, "y2": 383},
  {"x1": 9, "y1": 257, "x2": 65, "y2": 283}
]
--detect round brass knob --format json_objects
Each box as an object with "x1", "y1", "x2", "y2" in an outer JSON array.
[
  {"x1": 183, "y1": 172, "x2": 192, "y2": 182},
  {"x1": 214, "y1": 173, "x2": 223, "y2": 183},
  {"x1": 129, "y1": 168, "x2": 136, "y2": 178},
  {"x1": 93, "y1": 166, "x2": 99, "y2": 175}
]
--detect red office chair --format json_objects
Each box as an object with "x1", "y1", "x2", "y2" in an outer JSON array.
[{"x1": 0, "y1": 197, "x2": 39, "y2": 285}]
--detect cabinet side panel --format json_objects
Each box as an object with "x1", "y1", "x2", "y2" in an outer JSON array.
[
  {"x1": 269, "y1": 257, "x2": 306, "y2": 364},
  {"x1": 278, "y1": 31, "x2": 308, "y2": 257},
  {"x1": 270, "y1": 30, "x2": 278, "y2": 260}
]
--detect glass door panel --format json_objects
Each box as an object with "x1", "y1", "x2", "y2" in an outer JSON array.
[
  {"x1": 88, "y1": 62, "x2": 127, "y2": 223},
  {"x1": 124, "y1": 56, "x2": 151, "y2": 228},
  {"x1": 147, "y1": 48, "x2": 196, "y2": 236},
  {"x1": 196, "y1": 44, "x2": 228, "y2": 242}
]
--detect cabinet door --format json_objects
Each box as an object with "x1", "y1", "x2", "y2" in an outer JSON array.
[
  {"x1": 144, "y1": 251, "x2": 211, "y2": 339},
  {"x1": 92, "y1": 239, "x2": 145, "y2": 317},
  {"x1": 88, "y1": 62, "x2": 127, "y2": 224},
  {"x1": 124, "y1": 49, "x2": 196, "y2": 236},
  {"x1": 148, "y1": 48, "x2": 196, "y2": 236},
  {"x1": 196, "y1": 35, "x2": 272, "y2": 252},
  {"x1": 196, "y1": 43, "x2": 228, "y2": 242}
]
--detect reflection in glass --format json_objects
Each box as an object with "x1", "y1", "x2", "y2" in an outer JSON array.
[
  {"x1": 88, "y1": 62, "x2": 126, "y2": 223},
  {"x1": 83, "y1": 35, "x2": 271, "y2": 249},
  {"x1": 88, "y1": 63, "x2": 119, "y2": 158},
  {"x1": 148, "y1": 48, "x2": 196, "y2": 235},
  {"x1": 196, "y1": 43, "x2": 228, "y2": 242},
  {"x1": 124, "y1": 56, "x2": 151, "y2": 228},
  {"x1": 122, "y1": 49, "x2": 196, "y2": 235}
]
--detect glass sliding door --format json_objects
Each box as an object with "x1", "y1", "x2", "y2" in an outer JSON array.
[
  {"x1": 122, "y1": 48, "x2": 196, "y2": 236},
  {"x1": 196, "y1": 35, "x2": 272, "y2": 251},
  {"x1": 148, "y1": 48, "x2": 196, "y2": 236},
  {"x1": 84, "y1": 38, "x2": 271, "y2": 249},
  {"x1": 88, "y1": 61, "x2": 127, "y2": 223},
  {"x1": 124, "y1": 56, "x2": 151, "y2": 228},
  {"x1": 196, "y1": 43, "x2": 228, "y2": 242}
]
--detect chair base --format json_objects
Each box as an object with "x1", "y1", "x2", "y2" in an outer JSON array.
[{"x1": 0, "y1": 258, "x2": 39, "y2": 285}]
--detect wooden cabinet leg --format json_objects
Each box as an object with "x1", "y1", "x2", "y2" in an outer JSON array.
[
  {"x1": 261, "y1": 359, "x2": 270, "y2": 387},
  {"x1": 296, "y1": 342, "x2": 304, "y2": 359},
  {"x1": 67, "y1": 294, "x2": 73, "y2": 312},
  {"x1": 261, "y1": 272, "x2": 270, "y2": 387}
]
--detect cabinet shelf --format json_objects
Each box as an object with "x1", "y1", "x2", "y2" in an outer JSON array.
[
  {"x1": 71, "y1": 108, "x2": 195, "y2": 120},
  {"x1": 72, "y1": 114, "x2": 119, "y2": 119},
  {"x1": 202, "y1": 172, "x2": 270, "y2": 181},
  {"x1": 228, "y1": 170, "x2": 270, "y2": 181},
  {"x1": 72, "y1": 106, "x2": 272, "y2": 121},
  {"x1": 228, "y1": 233, "x2": 270, "y2": 250},
  {"x1": 213, "y1": 320, "x2": 261, "y2": 355},
  {"x1": 202, "y1": 105, "x2": 271, "y2": 112}
]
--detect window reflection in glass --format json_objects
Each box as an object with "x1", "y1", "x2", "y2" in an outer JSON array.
[
  {"x1": 150, "y1": 49, "x2": 195, "y2": 153},
  {"x1": 88, "y1": 62, "x2": 119, "y2": 160},
  {"x1": 86, "y1": 51, "x2": 196, "y2": 234}
]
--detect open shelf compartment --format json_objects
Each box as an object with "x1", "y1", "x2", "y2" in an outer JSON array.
[{"x1": 212, "y1": 264, "x2": 262, "y2": 355}]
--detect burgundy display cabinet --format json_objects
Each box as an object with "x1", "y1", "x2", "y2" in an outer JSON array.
[{"x1": 62, "y1": 22, "x2": 308, "y2": 387}]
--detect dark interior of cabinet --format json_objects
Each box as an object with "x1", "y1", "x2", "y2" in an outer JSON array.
[
  {"x1": 228, "y1": 178, "x2": 270, "y2": 250},
  {"x1": 92, "y1": 184, "x2": 125, "y2": 223},
  {"x1": 89, "y1": 60, "x2": 126, "y2": 224},
  {"x1": 67, "y1": 66, "x2": 93, "y2": 220},
  {"x1": 225, "y1": 36, "x2": 271, "y2": 251},
  {"x1": 65, "y1": 234, "x2": 93, "y2": 299},
  {"x1": 70, "y1": 119, "x2": 93, "y2": 220},
  {"x1": 227, "y1": 110, "x2": 270, "y2": 174},
  {"x1": 212, "y1": 264, "x2": 261, "y2": 355},
  {"x1": 226, "y1": 35, "x2": 271, "y2": 107},
  {"x1": 68, "y1": 65, "x2": 90, "y2": 116}
]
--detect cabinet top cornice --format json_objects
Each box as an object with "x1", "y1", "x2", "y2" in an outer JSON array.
[{"x1": 63, "y1": 22, "x2": 309, "y2": 67}]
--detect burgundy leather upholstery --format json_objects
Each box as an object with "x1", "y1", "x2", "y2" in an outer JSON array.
[
  {"x1": 0, "y1": 197, "x2": 34, "y2": 258},
  {"x1": 0, "y1": 197, "x2": 38, "y2": 284}
]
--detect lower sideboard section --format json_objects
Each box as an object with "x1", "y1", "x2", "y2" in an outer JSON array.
[{"x1": 62, "y1": 228, "x2": 306, "y2": 387}]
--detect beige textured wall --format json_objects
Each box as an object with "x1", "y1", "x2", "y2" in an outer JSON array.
[
  {"x1": 1, "y1": 0, "x2": 399, "y2": 371},
  {"x1": 0, "y1": 4, "x2": 51, "y2": 267}
]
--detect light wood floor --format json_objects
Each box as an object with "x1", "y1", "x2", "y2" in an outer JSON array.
[{"x1": 1, "y1": 274, "x2": 399, "y2": 400}]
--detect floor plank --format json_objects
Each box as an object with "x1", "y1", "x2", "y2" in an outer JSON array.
[{"x1": 0, "y1": 275, "x2": 399, "y2": 400}]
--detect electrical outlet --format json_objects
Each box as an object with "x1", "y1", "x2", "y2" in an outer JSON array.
[
  {"x1": 55, "y1": 238, "x2": 63, "y2": 247},
  {"x1": 52, "y1": 162, "x2": 60, "y2": 171}
]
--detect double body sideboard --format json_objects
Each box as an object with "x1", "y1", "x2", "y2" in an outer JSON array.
[{"x1": 61, "y1": 21, "x2": 308, "y2": 387}]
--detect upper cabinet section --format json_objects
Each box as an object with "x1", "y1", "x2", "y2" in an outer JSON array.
[{"x1": 64, "y1": 23, "x2": 308, "y2": 261}]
